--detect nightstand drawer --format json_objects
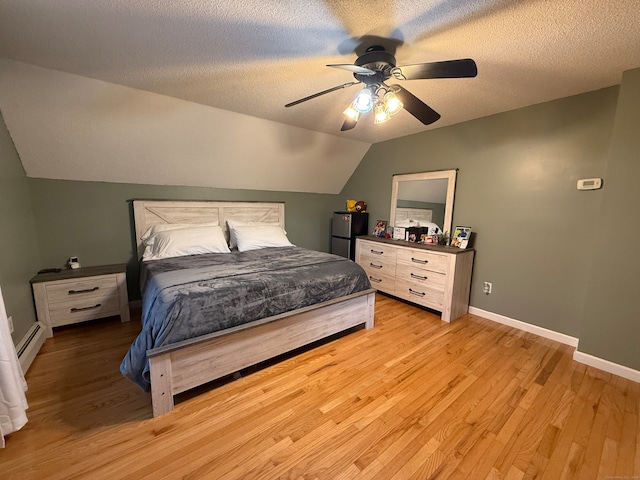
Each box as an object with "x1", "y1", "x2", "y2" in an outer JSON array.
[
  {"x1": 49, "y1": 295, "x2": 121, "y2": 327},
  {"x1": 45, "y1": 275, "x2": 118, "y2": 304}
]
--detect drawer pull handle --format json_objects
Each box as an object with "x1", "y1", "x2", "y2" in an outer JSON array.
[
  {"x1": 370, "y1": 249, "x2": 383, "y2": 255},
  {"x1": 409, "y1": 288, "x2": 426, "y2": 297},
  {"x1": 411, "y1": 257, "x2": 428, "y2": 264},
  {"x1": 71, "y1": 303, "x2": 102, "y2": 312},
  {"x1": 368, "y1": 276, "x2": 382, "y2": 283},
  {"x1": 369, "y1": 262, "x2": 383, "y2": 269},
  {"x1": 69, "y1": 286, "x2": 99, "y2": 295},
  {"x1": 410, "y1": 273, "x2": 428, "y2": 280}
]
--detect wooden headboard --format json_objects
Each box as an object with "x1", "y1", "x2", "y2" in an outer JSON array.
[{"x1": 132, "y1": 200, "x2": 285, "y2": 258}]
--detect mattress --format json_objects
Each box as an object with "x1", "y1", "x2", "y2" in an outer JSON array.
[{"x1": 120, "y1": 246, "x2": 371, "y2": 391}]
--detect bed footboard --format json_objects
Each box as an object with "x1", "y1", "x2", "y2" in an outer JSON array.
[{"x1": 148, "y1": 290, "x2": 375, "y2": 417}]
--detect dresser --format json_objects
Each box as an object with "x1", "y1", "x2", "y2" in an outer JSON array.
[
  {"x1": 31, "y1": 264, "x2": 130, "y2": 337},
  {"x1": 355, "y1": 236, "x2": 474, "y2": 322}
]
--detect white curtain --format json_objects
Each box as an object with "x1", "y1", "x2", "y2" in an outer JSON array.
[{"x1": 0, "y1": 286, "x2": 28, "y2": 448}]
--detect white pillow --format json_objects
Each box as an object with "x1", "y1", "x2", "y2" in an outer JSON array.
[
  {"x1": 395, "y1": 219, "x2": 420, "y2": 228},
  {"x1": 421, "y1": 221, "x2": 441, "y2": 235},
  {"x1": 233, "y1": 224, "x2": 293, "y2": 252},
  {"x1": 141, "y1": 222, "x2": 218, "y2": 246},
  {"x1": 142, "y1": 225, "x2": 230, "y2": 260},
  {"x1": 226, "y1": 219, "x2": 283, "y2": 249}
]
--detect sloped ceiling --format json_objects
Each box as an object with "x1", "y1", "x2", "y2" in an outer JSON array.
[
  {"x1": 0, "y1": 0, "x2": 639, "y2": 193},
  {"x1": 0, "y1": 59, "x2": 369, "y2": 193}
]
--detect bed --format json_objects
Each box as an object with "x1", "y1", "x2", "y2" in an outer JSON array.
[{"x1": 121, "y1": 200, "x2": 375, "y2": 417}]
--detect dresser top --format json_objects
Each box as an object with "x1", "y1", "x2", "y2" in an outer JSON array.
[
  {"x1": 30, "y1": 263, "x2": 127, "y2": 284},
  {"x1": 358, "y1": 235, "x2": 474, "y2": 255}
]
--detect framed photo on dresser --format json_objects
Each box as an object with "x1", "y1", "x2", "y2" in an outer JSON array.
[
  {"x1": 451, "y1": 226, "x2": 472, "y2": 249},
  {"x1": 393, "y1": 226, "x2": 406, "y2": 240},
  {"x1": 373, "y1": 220, "x2": 387, "y2": 237}
]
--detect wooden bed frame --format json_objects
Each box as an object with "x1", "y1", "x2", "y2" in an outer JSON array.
[{"x1": 132, "y1": 200, "x2": 375, "y2": 417}]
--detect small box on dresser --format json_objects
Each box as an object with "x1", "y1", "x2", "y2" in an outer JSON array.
[
  {"x1": 356, "y1": 236, "x2": 474, "y2": 322},
  {"x1": 30, "y1": 264, "x2": 130, "y2": 337}
]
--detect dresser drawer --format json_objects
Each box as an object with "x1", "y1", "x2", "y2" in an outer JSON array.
[
  {"x1": 360, "y1": 254, "x2": 396, "y2": 277},
  {"x1": 397, "y1": 249, "x2": 449, "y2": 275},
  {"x1": 363, "y1": 269, "x2": 395, "y2": 292},
  {"x1": 45, "y1": 275, "x2": 119, "y2": 304},
  {"x1": 395, "y1": 278, "x2": 445, "y2": 311},
  {"x1": 358, "y1": 240, "x2": 397, "y2": 262},
  {"x1": 396, "y1": 264, "x2": 446, "y2": 291}
]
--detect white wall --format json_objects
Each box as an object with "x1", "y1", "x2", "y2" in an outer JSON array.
[{"x1": 0, "y1": 59, "x2": 371, "y2": 194}]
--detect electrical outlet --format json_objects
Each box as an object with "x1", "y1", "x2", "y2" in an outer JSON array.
[
  {"x1": 483, "y1": 282, "x2": 492, "y2": 295},
  {"x1": 8, "y1": 315, "x2": 14, "y2": 333}
]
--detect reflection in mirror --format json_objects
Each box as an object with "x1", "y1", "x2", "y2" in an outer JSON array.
[{"x1": 390, "y1": 170, "x2": 457, "y2": 236}]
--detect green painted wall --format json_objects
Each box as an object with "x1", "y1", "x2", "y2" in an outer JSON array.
[
  {"x1": 579, "y1": 68, "x2": 640, "y2": 370},
  {"x1": 340, "y1": 86, "x2": 619, "y2": 340},
  {"x1": 27, "y1": 179, "x2": 339, "y2": 299},
  {"x1": 0, "y1": 110, "x2": 41, "y2": 343}
]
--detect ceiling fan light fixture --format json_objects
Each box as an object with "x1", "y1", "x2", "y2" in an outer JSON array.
[
  {"x1": 384, "y1": 91, "x2": 403, "y2": 115},
  {"x1": 353, "y1": 88, "x2": 373, "y2": 113},
  {"x1": 343, "y1": 104, "x2": 360, "y2": 121},
  {"x1": 373, "y1": 103, "x2": 391, "y2": 124},
  {"x1": 285, "y1": 46, "x2": 475, "y2": 131}
]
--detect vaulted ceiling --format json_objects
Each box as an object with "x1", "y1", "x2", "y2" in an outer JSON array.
[{"x1": 1, "y1": 1, "x2": 639, "y2": 193}]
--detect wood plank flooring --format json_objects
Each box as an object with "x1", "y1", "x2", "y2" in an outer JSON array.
[{"x1": 1, "y1": 293, "x2": 638, "y2": 479}]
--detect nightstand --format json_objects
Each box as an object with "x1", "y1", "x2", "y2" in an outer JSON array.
[{"x1": 31, "y1": 264, "x2": 130, "y2": 337}]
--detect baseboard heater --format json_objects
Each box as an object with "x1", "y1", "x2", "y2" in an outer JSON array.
[{"x1": 16, "y1": 322, "x2": 46, "y2": 373}]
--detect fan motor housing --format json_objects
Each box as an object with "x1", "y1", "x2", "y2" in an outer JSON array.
[{"x1": 354, "y1": 47, "x2": 396, "y2": 84}]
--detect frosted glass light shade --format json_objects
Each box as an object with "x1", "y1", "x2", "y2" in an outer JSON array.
[{"x1": 353, "y1": 89, "x2": 373, "y2": 113}]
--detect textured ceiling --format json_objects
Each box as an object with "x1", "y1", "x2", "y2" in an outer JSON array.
[{"x1": 1, "y1": 0, "x2": 639, "y2": 145}]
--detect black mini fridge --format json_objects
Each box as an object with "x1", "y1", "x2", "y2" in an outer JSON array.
[{"x1": 331, "y1": 211, "x2": 369, "y2": 260}]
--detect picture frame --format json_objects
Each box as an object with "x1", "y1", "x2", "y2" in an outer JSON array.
[
  {"x1": 392, "y1": 226, "x2": 406, "y2": 240},
  {"x1": 451, "y1": 226, "x2": 472, "y2": 249},
  {"x1": 373, "y1": 220, "x2": 387, "y2": 237}
]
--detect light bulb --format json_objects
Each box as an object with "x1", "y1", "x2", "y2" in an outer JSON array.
[
  {"x1": 374, "y1": 103, "x2": 390, "y2": 124},
  {"x1": 353, "y1": 89, "x2": 373, "y2": 113},
  {"x1": 342, "y1": 104, "x2": 360, "y2": 122},
  {"x1": 384, "y1": 91, "x2": 403, "y2": 115},
  {"x1": 343, "y1": 104, "x2": 360, "y2": 121}
]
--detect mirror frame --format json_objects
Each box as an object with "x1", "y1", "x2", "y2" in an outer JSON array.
[{"x1": 390, "y1": 169, "x2": 457, "y2": 236}]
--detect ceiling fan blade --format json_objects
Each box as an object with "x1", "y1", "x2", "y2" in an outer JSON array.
[
  {"x1": 393, "y1": 58, "x2": 477, "y2": 80},
  {"x1": 285, "y1": 81, "x2": 360, "y2": 108},
  {"x1": 326, "y1": 64, "x2": 377, "y2": 75},
  {"x1": 394, "y1": 86, "x2": 441, "y2": 125},
  {"x1": 341, "y1": 116, "x2": 358, "y2": 131}
]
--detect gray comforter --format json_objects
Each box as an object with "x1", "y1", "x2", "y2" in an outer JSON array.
[{"x1": 120, "y1": 246, "x2": 371, "y2": 391}]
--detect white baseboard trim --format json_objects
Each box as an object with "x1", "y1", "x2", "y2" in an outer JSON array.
[
  {"x1": 469, "y1": 306, "x2": 640, "y2": 383},
  {"x1": 16, "y1": 321, "x2": 47, "y2": 374},
  {"x1": 573, "y1": 351, "x2": 640, "y2": 383},
  {"x1": 468, "y1": 306, "x2": 579, "y2": 347}
]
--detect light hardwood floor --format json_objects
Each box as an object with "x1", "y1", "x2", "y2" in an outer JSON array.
[{"x1": 2, "y1": 293, "x2": 638, "y2": 479}]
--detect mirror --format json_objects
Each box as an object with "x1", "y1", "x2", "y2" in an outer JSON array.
[{"x1": 390, "y1": 169, "x2": 457, "y2": 236}]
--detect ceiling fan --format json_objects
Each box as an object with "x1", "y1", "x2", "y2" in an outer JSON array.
[{"x1": 285, "y1": 45, "x2": 477, "y2": 131}]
